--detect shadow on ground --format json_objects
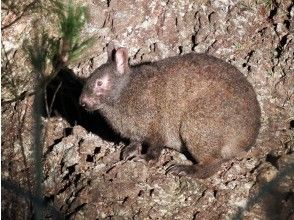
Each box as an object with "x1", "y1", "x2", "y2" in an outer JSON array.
[{"x1": 45, "y1": 68, "x2": 122, "y2": 143}]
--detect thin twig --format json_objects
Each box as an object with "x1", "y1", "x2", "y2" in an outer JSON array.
[
  {"x1": 44, "y1": 83, "x2": 50, "y2": 117},
  {"x1": 49, "y1": 81, "x2": 62, "y2": 116}
]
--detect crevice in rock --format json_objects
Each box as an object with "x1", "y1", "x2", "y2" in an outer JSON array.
[
  {"x1": 63, "y1": 164, "x2": 77, "y2": 181},
  {"x1": 94, "y1": 147, "x2": 101, "y2": 154},
  {"x1": 192, "y1": 212, "x2": 199, "y2": 220},
  {"x1": 66, "y1": 203, "x2": 87, "y2": 219},
  {"x1": 284, "y1": 142, "x2": 293, "y2": 154},
  {"x1": 246, "y1": 50, "x2": 255, "y2": 60},
  {"x1": 268, "y1": 1, "x2": 278, "y2": 21},
  {"x1": 74, "y1": 173, "x2": 82, "y2": 186},
  {"x1": 64, "y1": 127, "x2": 73, "y2": 136},
  {"x1": 86, "y1": 154, "x2": 94, "y2": 162},
  {"x1": 122, "y1": 196, "x2": 129, "y2": 204},
  {"x1": 65, "y1": 186, "x2": 89, "y2": 214},
  {"x1": 224, "y1": 178, "x2": 237, "y2": 186},
  {"x1": 208, "y1": 11, "x2": 215, "y2": 23},
  {"x1": 57, "y1": 181, "x2": 71, "y2": 195},
  {"x1": 242, "y1": 50, "x2": 255, "y2": 73},
  {"x1": 289, "y1": 120, "x2": 294, "y2": 129},
  {"x1": 194, "y1": 11, "x2": 199, "y2": 19},
  {"x1": 110, "y1": 18, "x2": 114, "y2": 31},
  {"x1": 265, "y1": 153, "x2": 280, "y2": 169},
  {"x1": 78, "y1": 138, "x2": 84, "y2": 147},
  {"x1": 284, "y1": 20, "x2": 290, "y2": 30},
  {"x1": 286, "y1": 2, "x2": 294, "y2": 30},
  {"x1": 178, "y1": 46, "x2": 183, "y2": 55},
  {"x1": 191, "y1": 35, "x2": 197, "y2": 51},
  {"x1": 102, "y1": 16, "x2": 107, "y2": 28},
  {"x1": 89, "y1": 57, "x2": 94, "y2": 70},
  {"x1": 247, "y1": 65, "x2": 251, "y2": 72},
  {"x1": 193, "y1": 11, "x2": 201, "y2": 33},
  {"x1": 140, "y1": 53, "x2": 145, "y2": 61},
  {"x1": 200, "y1": 189, "x2": 207, "y2": 198},
  {"x1": 149, "y1": 189, "x2": 154, "y2": 197},
  {"x1": 275, "y1": 34, "x2": 288, "y2": 59},
  {"x1": 250, "y1": 161, "x2": 262, "y2": 174},
  {"x1": 133, "y1": 49, "x2": 141, "y2": 60},
  {"x1": 286, "y1": 2, "x2": 294, "y2": 15},
  {"x1": 257, "y1": 27, "x2": 267, "y2": 37},
  {"x1": 207, "y1": 39, "x2": 217, "y2": 53},
  {"x1": 213, "y1": 190, "x2": 217, "y2": 197},
  {"x1": 106, "y1": 165, "x2": 116, "y2": 173},
  {"x1": 45, "y1": 137, "x2": 64, "y2": 156},
  {"x1": 60, "y1": 161, "x2": 65, "y2": 173},
  {"x1": 149, "y1": 43, "x2": 157, "y2": 53},
  {"x1": 107, "y1": 0, "x2": 111, "y2": 7},
  {"x1": 138, "y1": 190, "x2": 144, "y2": 197}
]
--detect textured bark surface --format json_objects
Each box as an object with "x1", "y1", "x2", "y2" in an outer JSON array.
[{"x1": 1, "y1": 0, "x2": 293, "y2": 219}]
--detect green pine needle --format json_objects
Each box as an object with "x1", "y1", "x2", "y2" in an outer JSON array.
[{"x1": 24, "y1": 0, "x2": 95, "y2": 77}]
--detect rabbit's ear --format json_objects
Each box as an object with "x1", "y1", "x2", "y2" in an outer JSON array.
[{"x1": 114, "y1": 47, "x2": 129, "y2": 75}]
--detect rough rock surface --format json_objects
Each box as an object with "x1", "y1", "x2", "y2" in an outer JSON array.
[{"x1": 1, "y1": 0, "x2": 293, "y2": 219}]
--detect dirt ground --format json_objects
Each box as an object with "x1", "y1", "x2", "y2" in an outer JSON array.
[{"x1": 1, "y1": 0, "x2": 293, "y2": 219}]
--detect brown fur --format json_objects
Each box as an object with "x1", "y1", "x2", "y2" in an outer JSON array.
[{"x1": 80, "y1": 46, "x2": 261, "y2": 178}]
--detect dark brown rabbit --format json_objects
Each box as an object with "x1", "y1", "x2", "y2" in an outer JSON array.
[{"x1": 80, "y1": 44, "x2": 261, "y2": 178}]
